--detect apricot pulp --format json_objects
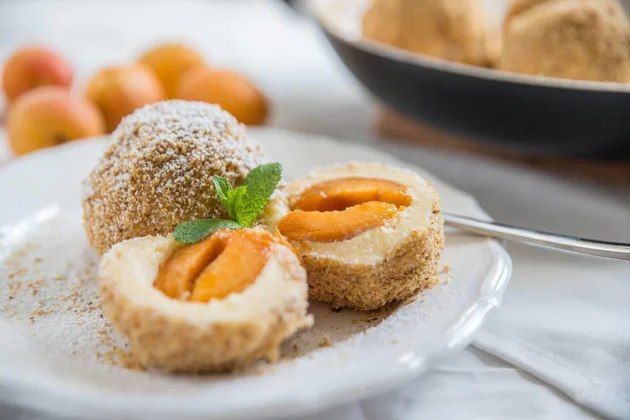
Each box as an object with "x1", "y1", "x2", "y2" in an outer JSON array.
[
  {"x1": 155, "y1": 229, "x2": 275, "y2": 302},
  {"x1": 292, "y1": 177, "x2": 411, "y2": 212},
  {"x1": 277, "y1": 177, "x2": 411, "y2": 243},
  {"x1": 278, "y1": 201, "x2": 399, "y2": 243}
]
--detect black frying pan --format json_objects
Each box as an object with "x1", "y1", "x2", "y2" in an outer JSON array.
[{"x1": 283, "y1": 0, "x2": 630, "y2": 158}]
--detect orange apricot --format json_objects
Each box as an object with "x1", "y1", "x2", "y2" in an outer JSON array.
[
  {"x1": 154, "y1": 234, "x2": 225, "y2": 300},
  {"x1": 7, "y1": 86, "x2": 105, "y2": 156},
  {"x1": 85, "y1": 64, "x2": 165, "y2": 132},
  {"x1": 155, "y1": 229, "x2": 275, "y2": 302},
  {"x1": 278, "y1": 201, "x2": 399, "y2": 243},
  {"x1": 138, "y1": 43, "x2": 205, "y2": 99},
  {"x1": 2, "y1": 46, "x2": 74, "y2": 102},
  {"x1": 293, "y1": 177, "x2": 411, "y2": 212},
  {"x1": 176, "y1": 67, "x2": 268, "y2": 125}
]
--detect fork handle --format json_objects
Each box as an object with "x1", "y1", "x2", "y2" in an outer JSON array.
[{"x1": 444, "y1": 214, "x2": 630, "y2": 261}]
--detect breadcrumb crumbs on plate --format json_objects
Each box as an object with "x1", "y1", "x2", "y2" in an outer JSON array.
[
  {"x1": 319, "y1": 337, "x2": 333, "y2": 348},
  {"x1": 0, "y1": 215, "x2": 139, "y2": 370}
]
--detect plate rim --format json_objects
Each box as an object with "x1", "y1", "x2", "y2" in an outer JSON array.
[{"x1": 0, "y1": 129, "x2": 513, "y2": 419}]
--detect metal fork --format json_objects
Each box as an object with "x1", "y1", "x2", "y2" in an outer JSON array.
[{"x1": 444, "y1": 214, "x2": 630, "y2": 261}]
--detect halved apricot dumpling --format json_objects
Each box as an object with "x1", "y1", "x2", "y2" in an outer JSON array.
[
  {"x1": 264, "y1": 162, "x2": 445, "y2": 311},
  {"x1": 278, "y1": 178, "x2": 411, "y2": 243},
  {"x1": 98, "y1": 228, "x2": 312, "y2": 373}
]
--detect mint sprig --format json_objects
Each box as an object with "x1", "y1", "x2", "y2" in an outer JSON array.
[
  {"x1": 173, "y1": 219, "x2": 243, "y2": 244},
  {"x1": 173, "y1": 163, "x2": 282, "y2": 244},
  {"x1": 238, "y1": 163, "x2": 282, "y2": 227}
]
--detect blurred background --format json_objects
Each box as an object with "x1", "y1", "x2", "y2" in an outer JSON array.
[
  {"x1": 2, "y1": 0, "x2": 630, "y2": 182},
  {"x1": 0, "y1": 0, "x2": 373, "y2": 156}
]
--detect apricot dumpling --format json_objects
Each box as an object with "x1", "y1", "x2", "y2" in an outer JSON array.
[
  {"x1": 362, "y1": 0, "x2": 492, "y2": 66},
  {"x1": 82, "y1": 100, "x2": 269, "y2": 255},
  {"x1": 264, "y1": 162, "x2": 445, "y2": 311},
  {"x1": 499, "y1": 0, "x2": 630, "y2": 82},
  {"x1": 99, "y1": 228, "x2": 312, "y2": 373}
]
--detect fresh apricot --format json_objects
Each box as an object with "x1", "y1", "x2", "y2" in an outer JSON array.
[
  {"x1": 278, "y1": 201, "x2": 399, "y2": 243},
  {"x1": 176, "y1": 67, "x2": 268, "y2": 125},
  {"x1": 2, "y1": 46, "x2": 74, "y2": 102},
  {"x1": 138, "y1": 43, "x2": 205, "y2": 99},
  {"x1": 85, "y1": 64, "x2": 165, "y2": 132},
  {"x1": 7, "y1": 86, "x2": 105, "y2": 156},
  {"x1": 293, "y1": 177, "x2": 411, "y2": 211},
  {"x1": 155, "y1": 229, "x2": 276, "y2": 302}
]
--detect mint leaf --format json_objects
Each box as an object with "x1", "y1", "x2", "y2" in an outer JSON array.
[
  {"x1": 173, "y1": 219, "x2": 243, "y2": 243},
  {"x1": 172, "y1": 163, "x2": 282, "y2": 244},
  {"x1": 236, "y1": 163, "x2": 282, "y2": 227},
  {"x1": 226, "y1": 185, "x2": 247, "y2": 220},
  {"x1": 213, "y1": 175, "x2": 232, "y2": 210}
]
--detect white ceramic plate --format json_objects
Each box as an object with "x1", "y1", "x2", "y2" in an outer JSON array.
[{"x1": 0, "y1": 128, "x2": 511, "y2": 420}]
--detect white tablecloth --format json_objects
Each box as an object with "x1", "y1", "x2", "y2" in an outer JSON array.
[{"x1": 0, "y1": 1, "x2": 628, "y2": 419}]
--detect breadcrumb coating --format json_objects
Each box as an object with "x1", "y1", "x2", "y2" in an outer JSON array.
[
  {"x1": 506, "y1": 0, "x2": 626, "y2": 25},
  {"x1": 499, "y1": 0, "x2": 630, "y2": 82},
  {"x1": 362, "y1": 0, "x2": 492, "y2": 66},
  {"x1": 82, "y1": 100, "x2": 269, "y2": 255}
]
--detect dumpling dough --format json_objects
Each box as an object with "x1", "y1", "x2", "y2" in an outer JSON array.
[
  {"x1": 506, "y1": 0, "x2": 626, "y2": 24},
  {"x1": 362, "y1": 0, "x2": 492, "y2": 66},
  {"x1": 499, "y1": 0, "x2": 630, "y2": 82}
]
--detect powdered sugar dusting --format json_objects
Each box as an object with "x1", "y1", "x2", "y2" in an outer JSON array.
[{"x1": 82, "y1": 101, "x2": 269, "y2": 254}]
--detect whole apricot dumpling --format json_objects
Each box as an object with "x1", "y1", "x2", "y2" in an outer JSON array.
[
  {"x1": 505, "y1": 0, "x2": 626, "y2": 25},
  {"x1": 82, "y1": 100, "x2": 269, "y2": 255},
  {"x1": 99, "y1": 228, "x2": 312, "y2": 373},
  {"x1": 362, "y1": 0, "x2": 492, "y2": 66},
  {"x1": 499, "y1": 0, "x2": 630, "y2": 82},
  {"x1": 265, "y1": 162, "x2": 445, "y2": 311}
]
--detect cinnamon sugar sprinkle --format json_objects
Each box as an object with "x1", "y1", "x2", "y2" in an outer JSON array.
[{"x1": 0, "y1": 208, "x2": 138, "y2": 369}]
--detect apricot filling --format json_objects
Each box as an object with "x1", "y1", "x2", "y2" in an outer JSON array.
[
  {"x1": 292, "y1": 177, "x2": 411, "y2": 212},
  {"x1": 278, "y1": 178, "x2": 412, "y2": 243},
  {"x1": 154, "y1": 229, "x2": 275, "y2": 302}
]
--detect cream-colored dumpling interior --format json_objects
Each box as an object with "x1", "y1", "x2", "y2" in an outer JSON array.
[{"x1": 99, "y1": 235, "x2": 307, "y2": 323}]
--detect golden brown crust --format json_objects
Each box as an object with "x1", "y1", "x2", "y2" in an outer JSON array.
[
  {"x1": 506, "y1": 0, "x2": 626, "y2": 24},
  {"x1": 362, "y1": 0, "x2": 492, "y2": 66},
  {"x1": 499, "y1": 0, "x2": 630, "y2": 82},
  {"x1": 99, "y1": 238, "x2": 312, "y2": 373},
  {"x1": 82, "y1": 100, "x2": 268, "y2": 255},
  {"x1": 101, "y1": 285, "x2": 311, "y2": 373},
  {"x1": 303, "y1": 204, "x2": 444, "y2": 311},
  {"x1": 507, "y1": 0, "x2": 556, "y2": 22}
]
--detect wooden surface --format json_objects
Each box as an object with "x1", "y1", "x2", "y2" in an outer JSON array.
[{"x1": 377, "y1": 108, "x2": 630, "y2": 185}]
